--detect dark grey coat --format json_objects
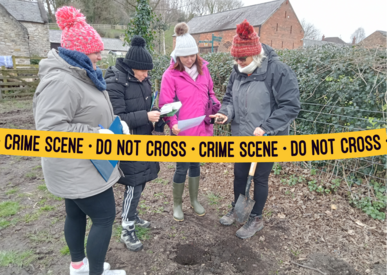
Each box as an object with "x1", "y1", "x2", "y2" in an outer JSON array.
[
  {"x1": 218, "y1": 44, "x2": 300, "y2": 136},
  {"x1": 105, "y1": 59, "x2": 160, "y2": 186}
]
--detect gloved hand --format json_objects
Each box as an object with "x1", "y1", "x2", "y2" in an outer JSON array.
[
  {"x1": 154, "y1": 119, "x2": 166, "y2": 135},
  {"x1": 98, "y1": 129, "x2": 114, "y2": 134},
  {"x1": 120, "y1": 120, "x2": 130, "y2": 135}
]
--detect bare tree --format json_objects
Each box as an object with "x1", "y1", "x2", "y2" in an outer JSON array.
[
  {"x1": 350, "y1": 27, "x2": 366, "y2": 43},
  {"x1": 301, "y1": 19, "x2": 321, "y2": 40}
]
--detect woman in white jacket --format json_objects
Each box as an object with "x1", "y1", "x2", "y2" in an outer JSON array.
[{"x1": 33, "y1": 6, "x2": 127, "y2": 275}]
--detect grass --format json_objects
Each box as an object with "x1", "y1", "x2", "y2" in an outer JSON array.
[
  {"x1": 28, "y1": 230, "x2": 54, "y2": 243},
  {"x1": 0, "y1": 250, "x2": 36, "y2": 267},
  {"x1": 37, "y1": 184, "x2": 47, "y2": 191},
  {"x1": 40, "y1": 205, "x2": 55, "y2": 211},
  {"x1": 47, "y1": 193, "x2": 63, "y2": 201},
  {"x1": 153, "y1": 178, "x2": 169, "y2": 185},
  {"x1": 23, "y1": 212, "x2": 41, "y2": 223},
  {"x1": 38, "y1": 198, "x2": 47, "y2": 206},
  {"x1": 25, "y1": 172, "x2": 37, "y2": 179},
  {"x1": 60, "y1": 245, "x2": 70, "y2": 256},
  {"x1": 0, "y1": 201, "x2": 19, "y2": 218},
  {"x1": 0, "y1": 99, "x2": 33, "y2": 114},
  {"x1": 137, "y1": 227, "x2": 151, "y2": 241},
  {"x1": 153, "y1": 192, "x2": 164, "y2": 198},
  {"x1": 207, "y1": 192, "x2": 221, "y2": 205},
  {"x1": 6, "y1": 188, "x2": 18, "y2": 195},
  {"x1": 0, "y1": 219, "x2": 10, "y2": 230}
]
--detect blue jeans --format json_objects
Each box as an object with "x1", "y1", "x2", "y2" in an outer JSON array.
[{"x1": 173, "y1": 162, "x2": 200, "y2": 183}]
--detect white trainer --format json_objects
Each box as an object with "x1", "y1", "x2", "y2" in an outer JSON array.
[
  {"x1": 102, "y1": 270, "x2": 127, "y2": 275},
  {"x1": 69, "y1": 258, "x2": 110, "y2": 275}
]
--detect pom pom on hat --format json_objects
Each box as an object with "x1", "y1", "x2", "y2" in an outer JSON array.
[
  {"x1": 55, "y1": 6, "x2": 103, "y2": 55},
  {"x1": 131, "y1": 36, "x2": 146, "y2": 47},
  {"x1": 55, "y1": 6, "x2": 85, "y2": 30},
  {"x1": 124, "y1": 35, "x2": 153, "y2": 70},
  {"x1": 236, "y1": 19, "x2": 255, "y2": 40},
  {"x1": 231, "y1": 19, "x2": 262, "y2": 57},
  {"x1": 172, "y1": 22, "x2": 198, "y2": 58},
  {"x1": 174, "y1": 22, "x2": 189, "y2": 36}
]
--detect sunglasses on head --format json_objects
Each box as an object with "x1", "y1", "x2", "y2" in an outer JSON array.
[{"x1": 234, "y1": 56, "x2": 248, "y2": 62}]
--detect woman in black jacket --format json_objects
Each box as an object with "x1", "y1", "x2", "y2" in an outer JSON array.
[{"x1": 105, "y1": 36, "x2": 160, "y2": 252}]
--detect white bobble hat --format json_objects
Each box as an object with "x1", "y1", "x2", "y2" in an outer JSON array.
[{"x1": 171, "y1": 22, "x2": 198, "y2": 62}]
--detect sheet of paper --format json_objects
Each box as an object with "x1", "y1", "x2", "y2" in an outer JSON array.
[{"x1": 178, "y1": 115, "x2": 205, "y2": 132}]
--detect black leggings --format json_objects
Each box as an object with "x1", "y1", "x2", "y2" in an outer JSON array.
[
  {"x1": 64, "y1": 187, "x2": 115, "y2": 275},
  {"x1": 233, "y1": 162, "x2": 274, "y2": 216}
]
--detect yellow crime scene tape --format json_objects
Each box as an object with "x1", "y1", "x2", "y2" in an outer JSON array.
[{"x1": 0, "y1": 128, "x2": 386, "y2": 162}]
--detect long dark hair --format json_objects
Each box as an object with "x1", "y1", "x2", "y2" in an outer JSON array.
[{"x1": 172, "y1": 54, "x2": 203, "y2": 75}]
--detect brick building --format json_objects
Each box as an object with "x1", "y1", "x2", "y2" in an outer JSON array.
[
  {"x1": 358, "y1": 30, "x2": 387, "y2": 48},
  {"x1": 173, "y1": 0, "x2": 304, "y2": 53}
]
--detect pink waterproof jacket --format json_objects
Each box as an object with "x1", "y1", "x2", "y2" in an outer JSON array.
[{"x1": 159, "y1": 59, "x2": 221, "y2": 136}]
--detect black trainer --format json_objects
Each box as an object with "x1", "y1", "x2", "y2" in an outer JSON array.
[{"x1": 120, "y1": 225, "x2": 143, "y2": 252}]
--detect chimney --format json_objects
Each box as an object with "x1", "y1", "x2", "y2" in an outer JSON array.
[
  {"x1": 322, "y1": 35, "x2": 325, "y2": 41},
  {"x1": 352, "y1": 36, "x2": 356, "y2": 45}
]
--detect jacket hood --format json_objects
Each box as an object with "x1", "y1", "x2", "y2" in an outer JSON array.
[
  {"x1": 38, "y1": 49, "x2": 91, "y2": 83},
  {"x1": 261, "y1": 43, "x2": 279, "y2": 63}
]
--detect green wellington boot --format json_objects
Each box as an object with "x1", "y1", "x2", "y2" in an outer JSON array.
[
  {"x1": 173, "y1": 182, "x2": 185, "y2": 221},
  {"x1": 188, "y1": 176, "x2": 205, "y2": 216}
]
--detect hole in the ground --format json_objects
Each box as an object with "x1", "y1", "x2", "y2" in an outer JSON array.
[{"x1": 172, "y1": 243, "x2": 210, "y2": 266}]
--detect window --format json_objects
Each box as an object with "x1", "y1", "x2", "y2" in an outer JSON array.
[
  {"x1": 285, "y1": 11, "x2": 287, "y2": 18},
  {"x1": 271, "y1": 40, "x2": 272, "y2": 46},
  {"x1": 276, "y1": 23, "x2": 278, "y2": 32},
  {"x1": 282, "y1": 41, "x2": 284, "y2": 48},
  {"x1": 293, "y1": 42, "x2": 294, "y2": 49},
  {"x1": 290, "y1": 26, "x2": 292, "y2": 34}
]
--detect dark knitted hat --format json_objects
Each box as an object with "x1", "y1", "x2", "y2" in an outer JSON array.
[{"x1": 123, "y1": 36, "x2": 153, "y2": 70}]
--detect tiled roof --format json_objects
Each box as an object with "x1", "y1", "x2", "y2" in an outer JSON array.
[
  {"x1": 50, "y1": 30, "x2": 129, "y2": 51},
  {"x1": 186, "y1": 0, "x2": 284, "y2": 34},
  {"x1": 0, "y1": 0, "x2": 47, "y2": 23}
]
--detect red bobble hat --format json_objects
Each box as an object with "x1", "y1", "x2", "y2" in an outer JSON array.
[
  {"x1": 55, "y1": 6, "x2": 104, "y2": 55},
  {"x1": 231, "y1": 19, "x2": 262, "y2": 57}
]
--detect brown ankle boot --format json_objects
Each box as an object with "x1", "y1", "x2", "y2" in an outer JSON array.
[{"x1": 235, "y1": 215, "x2": 264, "y2": 239}]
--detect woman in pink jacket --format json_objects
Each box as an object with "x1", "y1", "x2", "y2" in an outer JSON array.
[{"x1": 159, "y1": 22, "x2": 221, "y2": 222}]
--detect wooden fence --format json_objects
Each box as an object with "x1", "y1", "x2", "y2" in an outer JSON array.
[{"x1": 0, "y1": 66, "x2": 39, "y2": 99}]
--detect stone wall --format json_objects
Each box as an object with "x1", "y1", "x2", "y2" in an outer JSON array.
[
  {"x1": 0, "y1": 4, "x2": 30, "y2": 57},
  {"x1": 21, "y1": 22, "x2": 50, "y2": 57}
]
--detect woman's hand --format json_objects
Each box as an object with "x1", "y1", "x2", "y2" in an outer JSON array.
[
  {"x1": 172, "y1": 124, "x2": 181, "y2": 135},
  {"x1": 209, "y1": 113, "x2": 228, "y2": 124},
  {"x1": 253, "y1": 127, "x2": 266, "y2": 136},
  {"x1": 148, "y1": 111, "x2": 161, "y2": 122}
]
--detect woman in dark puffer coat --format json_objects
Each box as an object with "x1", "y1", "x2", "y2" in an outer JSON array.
[{"x1": 105, "y1": 36, "x2": 160, "y2": 252}]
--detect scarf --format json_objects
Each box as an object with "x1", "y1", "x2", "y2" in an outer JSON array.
[
  {"x1": 58, "y1": 47, "x2": 106, "y2": 91},
  {"x1": 184, "y1": 64, "x2": 198, "y2": 81},
  {"x1": 238, "y1": 59, "x2": 259, "y2": 75}
]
